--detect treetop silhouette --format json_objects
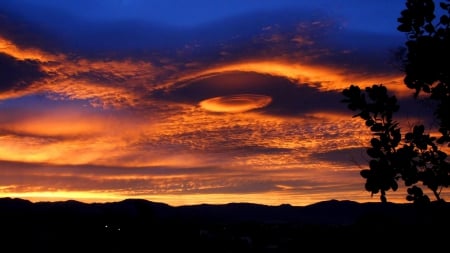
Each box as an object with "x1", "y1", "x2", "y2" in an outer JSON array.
[
  {"x1": 342, "y1": 0, "x2": 450, "y2": 204},
  {"x1": 398, "y1": 0, "x2": 450, "y2": 144}
]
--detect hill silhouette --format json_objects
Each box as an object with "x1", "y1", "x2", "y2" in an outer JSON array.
[{"x1": 1, "y1": 198, "x2": 448, "y2": 252}]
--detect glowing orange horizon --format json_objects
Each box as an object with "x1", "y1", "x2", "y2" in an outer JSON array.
[{"x1": 0, "y1": 188, "x2": 418, "y2": 207}]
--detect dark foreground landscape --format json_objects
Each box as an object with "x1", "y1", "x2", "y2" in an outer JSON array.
[{"x1": 1, "y1": 198, "x2": 449, "y2": 252}]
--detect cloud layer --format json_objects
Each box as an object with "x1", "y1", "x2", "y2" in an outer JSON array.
[{"x1": 0, "y1": 1, "x2": 444, "y2": 206}]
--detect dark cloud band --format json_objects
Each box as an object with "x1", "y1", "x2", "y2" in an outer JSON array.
[{"x1": 0, "y1": 53, "x2": 47, "y2": 93}]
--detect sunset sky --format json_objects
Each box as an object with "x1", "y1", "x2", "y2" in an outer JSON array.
[{"x1": 1, "y1": 0, "x2": 447, "y2": 206}]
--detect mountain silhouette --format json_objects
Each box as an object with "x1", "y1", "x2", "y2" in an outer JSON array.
[{"x1": 1, "y1": 198, "x2": 448, "y2": 252}]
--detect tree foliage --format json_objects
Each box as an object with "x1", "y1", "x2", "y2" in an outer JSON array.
[
  {"x1": 398, "y1": 0, "x2": 450, "y2": 144},
  {"x1": 342, "y1": 0, "x2": 450, "y2": 204}
]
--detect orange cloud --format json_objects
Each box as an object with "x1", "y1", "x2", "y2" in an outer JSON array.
[
  {"x1": 0, "y1": 37, "x2": 165, "y2": 108},
  {"x1": 164, "y1": 60, "x2": 407, "y2": 99},
  {"x1": 199, "y1": 94, "x2": 272, "y2": 113},
  {"x1": 0, "y1": 37, "x2": 63, "y2": 62}
]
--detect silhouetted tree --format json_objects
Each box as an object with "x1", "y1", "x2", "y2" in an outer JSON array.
[
  {"x1": 342, "y1": 0, "x2": 450, "y2": 204},
  {"x1": 398, "y1": 0, "x2": 450, "y2": 143}
]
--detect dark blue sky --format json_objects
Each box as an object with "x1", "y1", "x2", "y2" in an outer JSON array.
[
  {"x1": 1, "y1": 0, "x2": 406, "y2": 52},
  {"x1": 2, "y1": 0, "x2": 403, "y2": 30}
]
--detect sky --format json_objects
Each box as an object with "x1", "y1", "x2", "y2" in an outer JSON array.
[{"x1": 0, "y1": 0, "x2": 448, "y2": 206}]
